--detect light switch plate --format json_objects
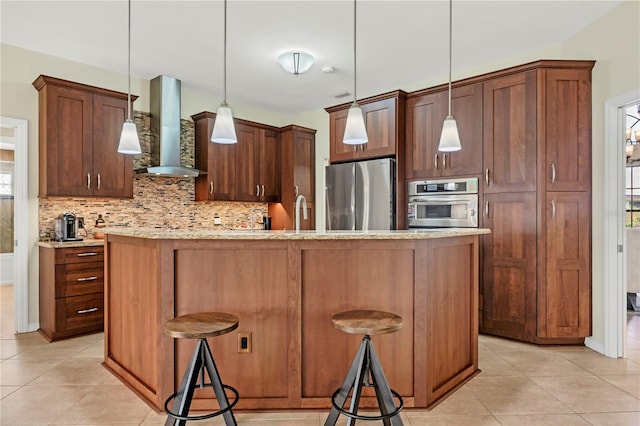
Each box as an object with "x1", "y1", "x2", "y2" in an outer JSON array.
[{"x1": 237, "y1": 332, "x2": 251, "y2": 353}]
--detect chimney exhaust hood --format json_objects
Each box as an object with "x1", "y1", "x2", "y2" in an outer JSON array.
[{"x1": 139, "y1": 75, "x2": 205, "y2": 177}]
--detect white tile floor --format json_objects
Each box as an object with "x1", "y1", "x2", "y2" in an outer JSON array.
[{"x1": 1, "y1": 285, "x2": 639, "y2": 425}]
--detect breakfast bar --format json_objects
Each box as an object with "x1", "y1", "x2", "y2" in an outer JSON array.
[{"x1": 102, "y1": 228, "x2": 488, "y2": 412}]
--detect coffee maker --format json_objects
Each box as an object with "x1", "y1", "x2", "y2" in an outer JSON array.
[{"x1": 54, "y1": 212, "x2": 82, "y2": 241}]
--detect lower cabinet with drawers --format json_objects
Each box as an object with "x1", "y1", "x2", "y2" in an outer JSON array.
[{"x1": 38, "y1": 244, "x2": 105, "y2": 341}]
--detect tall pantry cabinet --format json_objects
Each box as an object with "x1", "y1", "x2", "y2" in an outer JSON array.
[{"x1": 480, "y1": 61, "x2": 594, "y2": 344}]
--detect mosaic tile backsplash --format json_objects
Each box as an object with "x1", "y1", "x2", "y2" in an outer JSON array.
[{"x1": 39, "y1": 112, "x2": 267, "y2": 238}]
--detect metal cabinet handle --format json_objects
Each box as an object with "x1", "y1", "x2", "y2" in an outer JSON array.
[
  {"x1": 294, "y1": 185, "x2": 299, "y2": 197},
  {"x1": 87, "y1": 173, "x2": 91, "y2": 189},
  {"x1": 77, "y1": 252, "x2": 98, "y2": 257},
  {"x1": 443, "y1": 153, "x2": 447, "y2": 169},
  {"x1": 485, "y1": 168, "x2": 490, "y2": 185},
  {"x1": 551, "y1": 199, "x2": 556, "y2": 219},
  {"x1": 551, "y1": 163, "x2": 556, "y2": 184},
  {"x1": 485, "y1": 201, "x2": 489, "y2": 217},
  {"x1": 77, "y1": 276, "x2": 98, "y2": 282},
  {"x1": 97, "y1": 173, "x2": 101, "y2": 190},
  {"x1": 434, "y1": 154, "x2": 439, "y2": 170},
  {"x1": 77, "y1": 307, "x2": 98, "y2": 314},
  {"x1": 261, "y1": 185, "x2": 265, "y2": 197},
  {"x1": 256, "y1": 185, "x2": 260, "y2": 197},
  {"x1": 209, "y1": 181, "x2": 214, "y2": 194}
]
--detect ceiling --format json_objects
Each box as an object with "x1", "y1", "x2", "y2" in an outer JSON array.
[{"x1": 1, "y1": 1, "x2": 621, "y2": 115}]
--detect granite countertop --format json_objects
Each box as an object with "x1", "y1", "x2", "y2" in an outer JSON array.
[
  {"x1": 36, "y1": 239, "x2": 105, "y2": 248},
  {"x1": 101, "y1": 227, "x2": 490, "y2": 240}
]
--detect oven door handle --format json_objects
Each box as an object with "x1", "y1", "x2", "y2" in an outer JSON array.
[{"x1": 409, "y1": 197, "x2": 474, "y2": 205}]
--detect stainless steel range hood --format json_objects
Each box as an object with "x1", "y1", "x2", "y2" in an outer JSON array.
[{"x1": 140, "y1": 75, "x2": 205, "y2": 177}]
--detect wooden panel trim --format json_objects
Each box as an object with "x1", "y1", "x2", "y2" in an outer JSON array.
[
  {"x1": 287, "y1": 240, "x2": 303, "y2": 406},
  {"x1": 325, "y1": 89, "x2": 408, "y2": 113},
  {"x1": 32, "y1": 74, "x2": 138, "y2": 101},
  {"x1": 278, "y1": 124, "x2": 317, "y2": 134},
  {"x1": 413, "y1": 241, "x2": 428, "y2": 406},
  {"x1": 190, "y1": 111, "x2": 280, "y2": 132}
]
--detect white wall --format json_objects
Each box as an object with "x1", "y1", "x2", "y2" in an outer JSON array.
[
  {"x1": 0, "y1": 254, "x2": 13, "y2": 284},
  {"x1": 1, "y1": 0, "x2": 638, "y2": 337}
]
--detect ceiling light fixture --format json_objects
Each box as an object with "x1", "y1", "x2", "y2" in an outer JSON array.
[
  {"x1": 117, "y1": 0, "x2": 141, "y2": 154},
  {"x1": 438, "y1": 0, "x2": 462, "y2": 152},
  {"x1": 277, "y1": 51, "x2": 315, "y2": 75},
  {"x1": 342, "y1": 0, "x2": 368, "y2": 146},
  {"x1": 211, "y1": 0, "x2": 237, "y2": 144}
]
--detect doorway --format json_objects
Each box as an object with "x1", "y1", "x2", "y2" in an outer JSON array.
[
  {"x1": 600, "y1": 90, "x2": 640, "y2": 358},
  {"x1": 0, "y1": 117, "x2": 28, "y2": 333}
]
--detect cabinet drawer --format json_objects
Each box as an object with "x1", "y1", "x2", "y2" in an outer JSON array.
[
  {"x1": 55, "y1": 261, "x2": 104, "y2": 298},
  {"x1": 56, "y1": 246, "x2": 104, "y2": 264},
  {"x1": 56, "y1": 293, "x2": 104, "y2": 332}
]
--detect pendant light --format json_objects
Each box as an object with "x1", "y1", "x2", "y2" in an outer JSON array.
[
  {"x1": 438, "y1": 0, "x2": 462, "y2": 152},
  {"x1": 211, "y1": 0, "x2": 237, "y2": 144},
  {"x1": 117, "y1": 0, "x2": 141, "y2": 154},
  {"x1": 343, "y1": 0, "x2": 368, "y2": 145}
]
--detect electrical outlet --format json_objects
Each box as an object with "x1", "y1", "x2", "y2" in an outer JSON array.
[{"x1": 237, "y1": 332, "x2": 251, "y2": 353}]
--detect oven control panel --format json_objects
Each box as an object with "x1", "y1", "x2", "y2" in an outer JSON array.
[{"x1": 408, "y1": 177, "x2": 478, "y2": 196}]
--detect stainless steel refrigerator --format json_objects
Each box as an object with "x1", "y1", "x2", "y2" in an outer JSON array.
[{"x1": 325, "y1": 158, "x2": 396, "y2": 230}]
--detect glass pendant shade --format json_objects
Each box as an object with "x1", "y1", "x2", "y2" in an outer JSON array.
[
  {"x1": 211, "y1": 105, "x2": 237, "y2": 144},
  {"x1": 118, "y1": 119, "x2": 141, "y2": 154},
  {"x1": 343, "y1": 103, "x2": 368, "y2": 145},
  {"x1": 438, "y1": 115, "x2": 462, "y2": 152}
]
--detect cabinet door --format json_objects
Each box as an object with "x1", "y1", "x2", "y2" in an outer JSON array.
[
  {"x1": 405, "y1": 91, "x2": 443, "y2": 179},
  {"x1": 483, "y1": 71, "x2": 537, "y2": 193},
  {"x1": 481, "y1": 192, "x2": 537, "y2": 339},
  {"x1": 329, "y1": 108, "x2": 356, "y2": 163},
  {"x1": 92, "y1": 94, "x2": 133, "y2": 198},
  {"x1": 541, "y1": 191, "x2": 590, "y2": 338},
  {"x1": 441, "y1": 83, "x2": 483, "y2": 177},
  {"x1": 42, "y1": 85, "x2": 94, "y2": 197},
  {"x1": 235, "y1": 123, "x2": 260, "y2": 201},
  {"x1": 259, "y1": 129, "x2": 280, "y2": 202},
  {"x1": 359, "y1": 97, "x2": 397, "y2": 160},
  {"x1": 293, "y1": 129, "x2": 316, "y2": 203},
  {"x1": 545, "y1": 69, "x2": 591, "y2": 192}
]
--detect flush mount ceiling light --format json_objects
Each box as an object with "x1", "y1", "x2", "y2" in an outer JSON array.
[
  {"x1": 438, "y1": 0, "x2": 462, "y2": 152},
  {"x1": 117, "y1": 0, "x2": 141, "y2": 154},
  {"x1": 343, "y1": 0, "x2": 368, "y2": 146},
  {"x1": 277, "y1": 51, "x2": 315, "y2": 75},
  {"x1": 211, "y1": 0, "x2": 237, "y2": 144}
]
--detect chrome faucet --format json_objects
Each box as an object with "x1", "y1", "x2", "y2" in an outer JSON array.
[
  {"x1": 250, "y1": 208, "x2": 262, "y2": 231},
  {"x1": 295, "y1": 195, "x2": 308, "y2": 233}
]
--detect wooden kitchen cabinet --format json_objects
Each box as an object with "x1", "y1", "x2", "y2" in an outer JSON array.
[
  {"x1": 192, "y1": 112, "x2": 280, "y2": 202},
  {"x1": 482, "y1": 71, "x2": 538, "y2": 193},
  {"x1": 405, "y1": 83, "x2": 483, "y2": 179},
  {"x1": 269, "y1": 125, "x2": 316, "y2": 230},
  {"x1": 33, "y1": 75, "x2": 134, "y2": 198},
  {"x1": 478, "y1": 60, "x2": 594, "y2": 344},
  {"x1": 540, "y1": 191, "x2": 591, "y2": 339},
  {"x1": 326, "y1": 90, "x2": 406, "y2": 163},
  {"x1": 38, "y1": 245, "x2": 105, "y2": 342}
]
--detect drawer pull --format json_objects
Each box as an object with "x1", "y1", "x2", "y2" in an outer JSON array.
[
  {"x1": 77, "y1": 252, "x2": 99, "y2": 257},
  {"x1": 77, "y1": 307, "x2": 98, "y2": 314},
  {"x1": 76, "y1": 276, "x2": 98, "y2": 282}
]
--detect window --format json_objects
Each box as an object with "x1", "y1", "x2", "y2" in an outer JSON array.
[
  {"x1": 0, "y1": 171, "x2": 12, "y2": 196},
  {"x1": 627, "y1": 166, "x2": 640, "y2": 227}
]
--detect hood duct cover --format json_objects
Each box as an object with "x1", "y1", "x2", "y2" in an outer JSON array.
[{"x1": 141, "y1": 75, "x2": 205, "y2": 177}]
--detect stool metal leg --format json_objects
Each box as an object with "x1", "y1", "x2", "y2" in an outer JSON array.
[
  {"x1": 368, "y1": 341, "x2": 403, "y2": 425},
  {"x1": 200, "y1": 338, "x2": 238, "y2": 426},
  {"x1": 324, "y1": 337, "x2": 368, "y2": 426},
  {"x1": 165, "y1": 339, "x2": 206, "y2": 426},
  {"x1": 346, "y1": 339, "x2": 370, "y2": 426}
]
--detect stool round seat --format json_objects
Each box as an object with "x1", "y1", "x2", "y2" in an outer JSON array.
[
  {"x1": 164, "y1": 312, "x2": 239, "y2": 340},
  {"x1": 331, "y1": 309, "x2": 403, "y2": 336}
]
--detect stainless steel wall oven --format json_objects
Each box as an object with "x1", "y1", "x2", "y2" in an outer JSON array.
[{"x1": 408, "y1": 177, "x2": 478, "y2": 228}]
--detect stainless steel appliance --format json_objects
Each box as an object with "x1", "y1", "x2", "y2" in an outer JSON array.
[
  {"x1": 408, "y1": 177, "x2": 478, "y2": 228},
  {"x1": 54, "y1": 212, "x2": 82, "y2": 241},
  {"x1": 326, "y1": 158, "x2": 396, "y2": 230}
]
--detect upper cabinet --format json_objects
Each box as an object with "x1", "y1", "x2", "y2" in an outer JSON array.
[
  {"x1": 33, "y1": 75, "x2": 135, "y2": 198},
  {"x1": 193, "y1": 112, "x2": 288, "y2": 203},
  {"x1": 406, "y1": 83, "x2": 483, "y2": 179},
  {"x1": 326, "y1": 91, "x2": 406, "y2": 163}
]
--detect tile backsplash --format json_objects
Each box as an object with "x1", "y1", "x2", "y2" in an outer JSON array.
[{"x1": 38, "y1": 112, "x2": 266, "y2": 238}]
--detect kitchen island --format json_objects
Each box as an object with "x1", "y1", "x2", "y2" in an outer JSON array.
[{"x1": 102, "y1": 228, "x2": 489, "y2": 412}]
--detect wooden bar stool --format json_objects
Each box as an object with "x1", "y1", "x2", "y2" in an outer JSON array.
[
  {"x1": 164, "y1": 312, "x2": 240, "y2": 426},
  {"x1": 325, "y1": 309, "x2": 404, "y2": 426}
]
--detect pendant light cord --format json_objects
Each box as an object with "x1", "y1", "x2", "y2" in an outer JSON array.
[
  {"x1": 222, "y1": 0, "x2": 228, "y2": 106},
  {"x1": 447, "y1": 0, "x2": 452, "y2": 116},
  {"x1": 127, "y1": 0, "x2": 132, "y2": 121},
  {"x1": 353, "y1": 0, "x2": 357, "y2": 105}
]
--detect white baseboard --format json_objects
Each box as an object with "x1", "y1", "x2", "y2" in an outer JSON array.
[{"x1": 584, "y1": 336, "x2": 606, "y2": 356}]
